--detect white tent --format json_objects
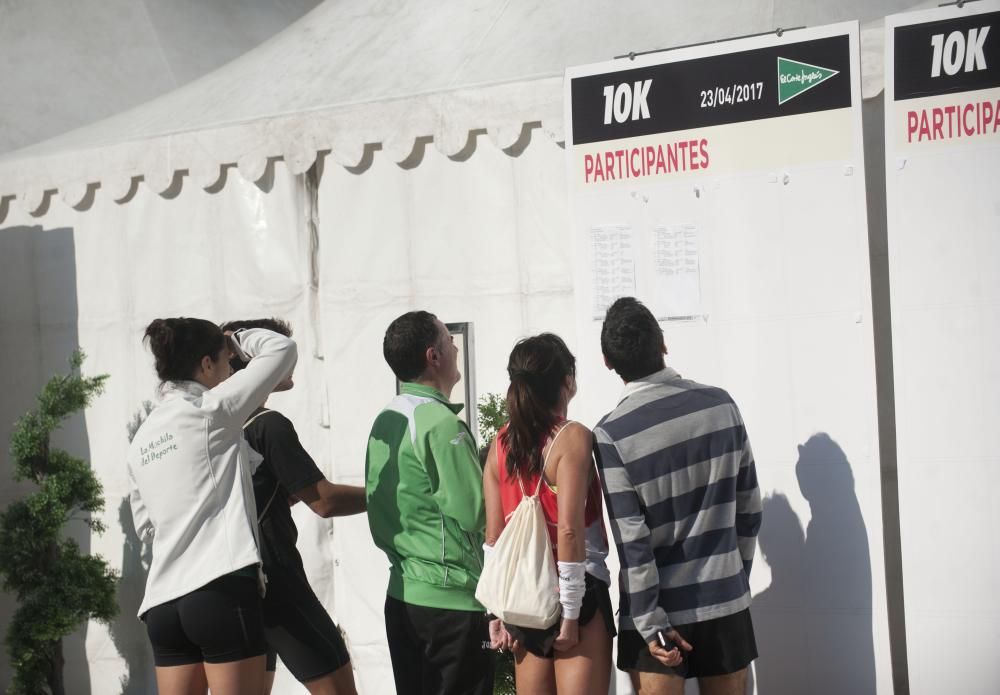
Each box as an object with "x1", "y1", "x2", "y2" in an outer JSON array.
[
  {"x1": 0, "y1": 1, "x2": 939, "y2": 693},
  {"x1": 0, "y1": 0, "x2": 322, "y2": 156},
  {"x1": 0, "y1": 0, "x2": 914, "y2": 209}
]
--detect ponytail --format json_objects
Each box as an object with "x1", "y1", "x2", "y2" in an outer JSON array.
[{"x1": 499, "y1": 333, "x2": 576, "y2": 479}]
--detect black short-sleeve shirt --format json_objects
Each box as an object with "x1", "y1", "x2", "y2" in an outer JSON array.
[{"x1": 243, "y1": 408, "x2": 325, "y2": 572}]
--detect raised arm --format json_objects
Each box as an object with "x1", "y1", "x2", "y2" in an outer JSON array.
[{"x1": 211, "y1": 328, "x2": 297, "y2": 424}]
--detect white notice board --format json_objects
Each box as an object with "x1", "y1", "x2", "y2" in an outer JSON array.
[
  {"x1": 565, "y1": 22, "x2": 891, "y2": 694},
  {"x1": 885, "y1": 2, "x2": 1000, "y2": 693}
]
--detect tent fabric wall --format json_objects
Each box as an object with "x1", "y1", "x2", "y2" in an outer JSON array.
[
  {"x1": 0, "y1": 163, "x2": 320, "y2": 692},
  {"x1": 0, "y1": 77, "x2": 565, "y2": 219},
  {"x1": 315, "y1": 134, "x2": 576, "y2": 693}
]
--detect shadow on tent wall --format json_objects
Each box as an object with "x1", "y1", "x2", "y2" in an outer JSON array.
[
  {"x1": 116, "y1": 401, "x2": 156, "y2": 694},
  {"x1": 0, "y1": 225, "x2": 92, "y2": 693},
  {"x1": 112, "y1": 493, "x2": 155, "y2": 694},
  {"x1": 751, "y1": 434, "x2": 876, "y2": 695}
]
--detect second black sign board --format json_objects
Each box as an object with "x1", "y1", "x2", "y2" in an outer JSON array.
[{"x1": 894, "y1": 10, "x2": 1000, "y2": 100}]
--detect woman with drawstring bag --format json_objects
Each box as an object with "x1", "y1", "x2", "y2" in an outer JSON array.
[{"x1": 479, "y1": 333, "x2": 614, "y2": 694}]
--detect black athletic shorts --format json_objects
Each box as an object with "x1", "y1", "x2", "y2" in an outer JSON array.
[
  {"x1": 617, "y1": 608, "x2": 757, "y2": 678},
  {"x1": 262, "y1": 562, "x2": 351, "y2": 681},
  {"x1": 384, "y1": 595, "x2": 495, "y2": 695},
  {"x1": 144, "y1": 569, "x2": 267, "y2": 667},
  {"x1": 504, "y1": 573, "x2": 617, "y2": 658}
]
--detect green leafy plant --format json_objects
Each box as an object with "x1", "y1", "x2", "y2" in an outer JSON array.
[
  {"x1": 477, "y1": 392, "x2": 508, "y2": 447},
  {"x1": 476, "y1": 393, "x2": 515, "y2": 695},
  {"x1": 0, "y1": 351, "x2": 118, "y2": 694}
]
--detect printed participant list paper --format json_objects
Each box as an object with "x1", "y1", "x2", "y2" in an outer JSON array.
[{"x1": 590, "y1": 224, "x2": 636, "y2": 319}]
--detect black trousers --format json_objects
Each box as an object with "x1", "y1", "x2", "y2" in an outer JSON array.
[
  {"x1": 262, "y1": 562, "x2": 351, "y2": 681},
  {"x1": 384, "y1": 595, "x2": 494, "y2": 695}
]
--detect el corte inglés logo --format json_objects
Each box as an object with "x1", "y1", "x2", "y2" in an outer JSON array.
[{"x1": 777, "y1": 57, "x2": 839, "y2": 105}]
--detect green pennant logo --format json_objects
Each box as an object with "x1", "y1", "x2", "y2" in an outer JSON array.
[{"x1": 777, "y1": 57, "x2": 839, "y2": 105}]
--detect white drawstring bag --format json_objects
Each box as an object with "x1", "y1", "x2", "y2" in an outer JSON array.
[{"x1": 475, "y1": 424, "x2": 571, "y2": 629}]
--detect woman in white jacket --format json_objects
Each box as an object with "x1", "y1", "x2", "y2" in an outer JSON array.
[{"x1": 127, "y1": 318, "x2": 297, "y2": 695}]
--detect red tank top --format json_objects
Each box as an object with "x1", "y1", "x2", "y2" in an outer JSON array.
[{"x1": 496, "y1": 421, "x2": 605, "y2": 560}]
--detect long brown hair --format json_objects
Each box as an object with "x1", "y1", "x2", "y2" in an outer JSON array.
[{"x1": 499, "y1": 333, "x2": 576, "y2": 478}]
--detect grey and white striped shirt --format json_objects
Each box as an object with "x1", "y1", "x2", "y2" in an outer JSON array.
[{"x1": 594, "y1": 367, "x2": 762, "y2": 642}]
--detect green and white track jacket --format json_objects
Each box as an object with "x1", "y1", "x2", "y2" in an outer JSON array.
[{"x1": 365, "y1": 382, "x2": 485, "y2": 611}]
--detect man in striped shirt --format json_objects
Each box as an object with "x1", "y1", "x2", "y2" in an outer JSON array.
[{"x1": 594, "y1": 297, "x2": 762, "y2": 695}]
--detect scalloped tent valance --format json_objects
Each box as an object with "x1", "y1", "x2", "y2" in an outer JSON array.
[{"x1": 0, "y1": 77, "x2": 564, "y2": 219}]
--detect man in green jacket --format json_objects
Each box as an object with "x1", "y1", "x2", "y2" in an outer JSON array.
[{"x1": 366, "y1": 310, "x2": 493, "y2": 695}]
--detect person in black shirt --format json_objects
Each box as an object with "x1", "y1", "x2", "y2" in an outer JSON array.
[{"x1": 223, "y1": 318, "x2": 366, "y2": 695}]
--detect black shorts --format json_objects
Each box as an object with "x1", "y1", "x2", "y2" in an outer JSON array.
[
  {"x1": 262, "y1": 562, "x2": 351, "y2": 681},
  {"x1": 384, "y1": 595, "x2": 495, "y2": 695},
  {"x1": 504, "y1": 573, "x2": 617, "y2": 658},
  {"x1": 617, "y1": 608, "x2": 757, "y2": 679},
  {"x1": 144, "y1": 570, "x2": 267, "y2": 667}
]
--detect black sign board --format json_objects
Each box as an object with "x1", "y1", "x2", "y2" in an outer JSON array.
[
  {"x1": 570, "y1": 34, "x2": 852, "y2": 146},
  {"x1": 894, "y1": 11, "x2": 1000, "y2": 100}
]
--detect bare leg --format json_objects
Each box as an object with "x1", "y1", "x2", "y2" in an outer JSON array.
[
  {"x1": 514, "y1": 647, "x2": 556, "y2": 694},
  {"x1": 263, "y1": 670, "x2": 276, "y2": 695},
  {"x1": 203, "y1": 654, "x2": 267, "y2": 695},
  {"x1": 552, "y1": 615, "x2": 612, "y2": 695},
  {"x1": 698, "y1": 668, "x2": 748, "y2": 695},
  {"x1": 154, "y1": 663, "x2": 208, "y2": 695},
  {"x1": 304, "y1": 662, "x2": 359, "y2": 695},
  {"x1": 629, "y1": 669, "x2": 685, "y2": 695}
]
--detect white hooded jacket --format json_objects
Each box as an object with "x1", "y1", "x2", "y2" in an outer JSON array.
[{"x1": 127, "y1": 328, "x2": 297, "y2": 617}]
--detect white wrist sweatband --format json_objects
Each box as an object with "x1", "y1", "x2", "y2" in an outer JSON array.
[
  {"x1": 482, "y1": 543, "x2": 495, "y2": 564},
  {"x1": 557, "y1": 561, "x2": 586, "y2": 620}
]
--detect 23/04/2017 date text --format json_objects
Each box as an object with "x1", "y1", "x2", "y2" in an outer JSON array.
[{"x1": 700, "y1": 82, "x2": 764, "y2": 108}]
